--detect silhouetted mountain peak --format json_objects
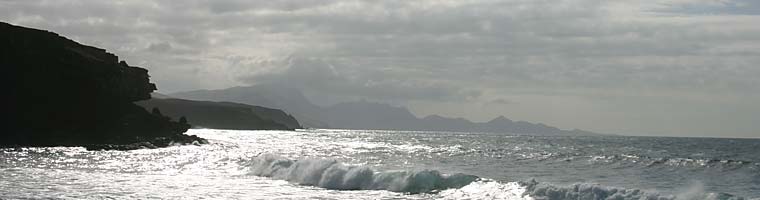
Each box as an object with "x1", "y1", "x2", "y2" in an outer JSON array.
[
  {"x1": 328, "y1": 101, "x2": 417, "y2": 120},
  {"x1": 488, "y1": 115, "x2": 513, "y2": 123}
]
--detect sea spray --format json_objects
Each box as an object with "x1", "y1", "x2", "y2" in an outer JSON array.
[
  {"x1": 438, "y1": 180, "x2": 535, "y2": 200},
  {"x1": 246, "y1": 154, "x2": 478, "y2": 193}
]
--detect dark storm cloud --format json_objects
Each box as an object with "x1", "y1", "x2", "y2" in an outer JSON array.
[{"x1": 2, "y1": 0, "x2": 760, "y2": 137}]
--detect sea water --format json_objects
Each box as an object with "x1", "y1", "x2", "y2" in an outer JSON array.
[{"x1": 1, "y1": 129, "x2": 758, "y2": 199}]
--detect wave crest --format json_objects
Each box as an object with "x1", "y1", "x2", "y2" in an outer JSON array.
[
  {"x1": 245, "y1": 154, "x2": 751, "y2": 199},
  {"x1": 246, "y1": 154, "x2": 478, "y2": 193},
  {"x1": 439, "y1": 180, "x2": 749, "y2": 200},
  {"x1": 523, "y1": 180, "x2": 747, "y2": 200}
]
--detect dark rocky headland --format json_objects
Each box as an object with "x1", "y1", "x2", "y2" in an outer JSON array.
[
  {"x1": 136, "y1": 98, "x2": 302, "y2": 130},
  {"x1": 2, "y1": 22, "x2": 206, "y2": 150}
]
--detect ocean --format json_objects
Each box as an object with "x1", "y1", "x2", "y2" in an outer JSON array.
[{"x1": 1, "y1": 129, "x2": 758, "y2": 199}]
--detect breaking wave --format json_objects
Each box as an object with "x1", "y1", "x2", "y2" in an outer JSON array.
[
  {"x1": 245, "y1": 154, "x2": 478, "y2": 193},
  {"x1": 584, "y1": 154, "x2": 757, "y2": 169},
  {"x1": 522, "y1": 180, "x2": 748, "y2": 200},
  {"x1": 244, "y1": 154, "x2": 752, "y2": 200},
  {"x1": 439, "y1": 180, "x2": 750, "y2": 200}
]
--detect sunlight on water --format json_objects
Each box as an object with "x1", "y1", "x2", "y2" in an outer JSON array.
[{"x1": 1, "y1": 129, "x2": 758, "y2": 199}]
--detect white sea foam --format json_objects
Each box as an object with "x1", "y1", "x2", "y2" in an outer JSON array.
[
  {"x1": 247, "y1": 154, "x2": 478, "y2": 193},
  {"x1": 246, "y1": 154, "x2": 750, "y2": 199},
  {"x1": 523, "y1": 180, "x2": 747, "y2": 200},
  {"x1": 437, "y1": 179, "x2": 748, "y2": 200},
  {"x1": 438, "y1": 180, "x2": 534, "y2": 200}
]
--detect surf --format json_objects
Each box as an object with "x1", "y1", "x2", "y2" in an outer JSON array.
[{"x1": 243, "y1": 153, "x2": 752, "y2": 200}]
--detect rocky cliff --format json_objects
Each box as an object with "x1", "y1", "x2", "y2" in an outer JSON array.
[
  {"x1": 136, "y1": 98, "x2": 302, "y2": 130},
  {"x1": 2, "y1": 22, "x2": 206, "y2": 150}
]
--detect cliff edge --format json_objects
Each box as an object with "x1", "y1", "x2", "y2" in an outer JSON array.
[
  {"x1": 2, "y1": 22, "x2": 206, "y2": 150},
  {"x1": 136, "y1": 98, "x2": 302, "y2": 130}
]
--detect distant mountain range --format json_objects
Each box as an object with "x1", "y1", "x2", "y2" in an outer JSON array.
[
  {"x1": 171, "y1": 85, "x2": 327, "y2": 128},
  {"x1": 171, "y1": 85, "x2": 599, "y2": 136}
]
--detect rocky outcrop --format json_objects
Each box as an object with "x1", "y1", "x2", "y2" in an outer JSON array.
[
  {"x1": 171, "y1": 84, "x2": 330, "y2": 128},
  {"x1": 136, "y1": 98, "x2": 302, "y2": 130},
  {"x1": 1, "y1": 22, "x2": 206, "y2": 150}
]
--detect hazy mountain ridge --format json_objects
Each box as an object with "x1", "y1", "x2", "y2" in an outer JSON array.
[
  {"x1": 137, "y1": 98, "x2": 301, "y2": 130},
  {"x1": 171, "y1": 85, "x2": 328, "y2": 128},
  {"x1": 171, "y1": 85, "x2": 599, "y2": 135}
]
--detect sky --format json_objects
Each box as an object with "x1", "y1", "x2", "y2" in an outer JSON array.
[{"x1": 2, "y1": 0, "x2": 759, "y2": 138}]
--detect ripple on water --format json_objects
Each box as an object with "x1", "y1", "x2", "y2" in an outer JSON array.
[{"x1": 1, "y1": 129, "x2": 758, "y2": 199}]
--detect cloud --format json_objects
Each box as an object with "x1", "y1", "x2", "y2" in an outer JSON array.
[
  {"x1": 2, "y1": 0, "x2": 760, "y2": 136},
  {"x1": 486, "y1": 98, "x2": 517, "y2": 105},
  {"x1": 238, "y1": 57, "x2": 482, "y2": 102},
  {"x1": 657, "y1": 0, "x2": 760, "y2": 15},
  {"x1": 146, "y1": 42, "x2": 172, "y2": 52}
]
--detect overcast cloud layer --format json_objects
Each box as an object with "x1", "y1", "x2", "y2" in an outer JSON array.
[{"x1": 3, "y1": 0, "x2": 759, "y2": 137}]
